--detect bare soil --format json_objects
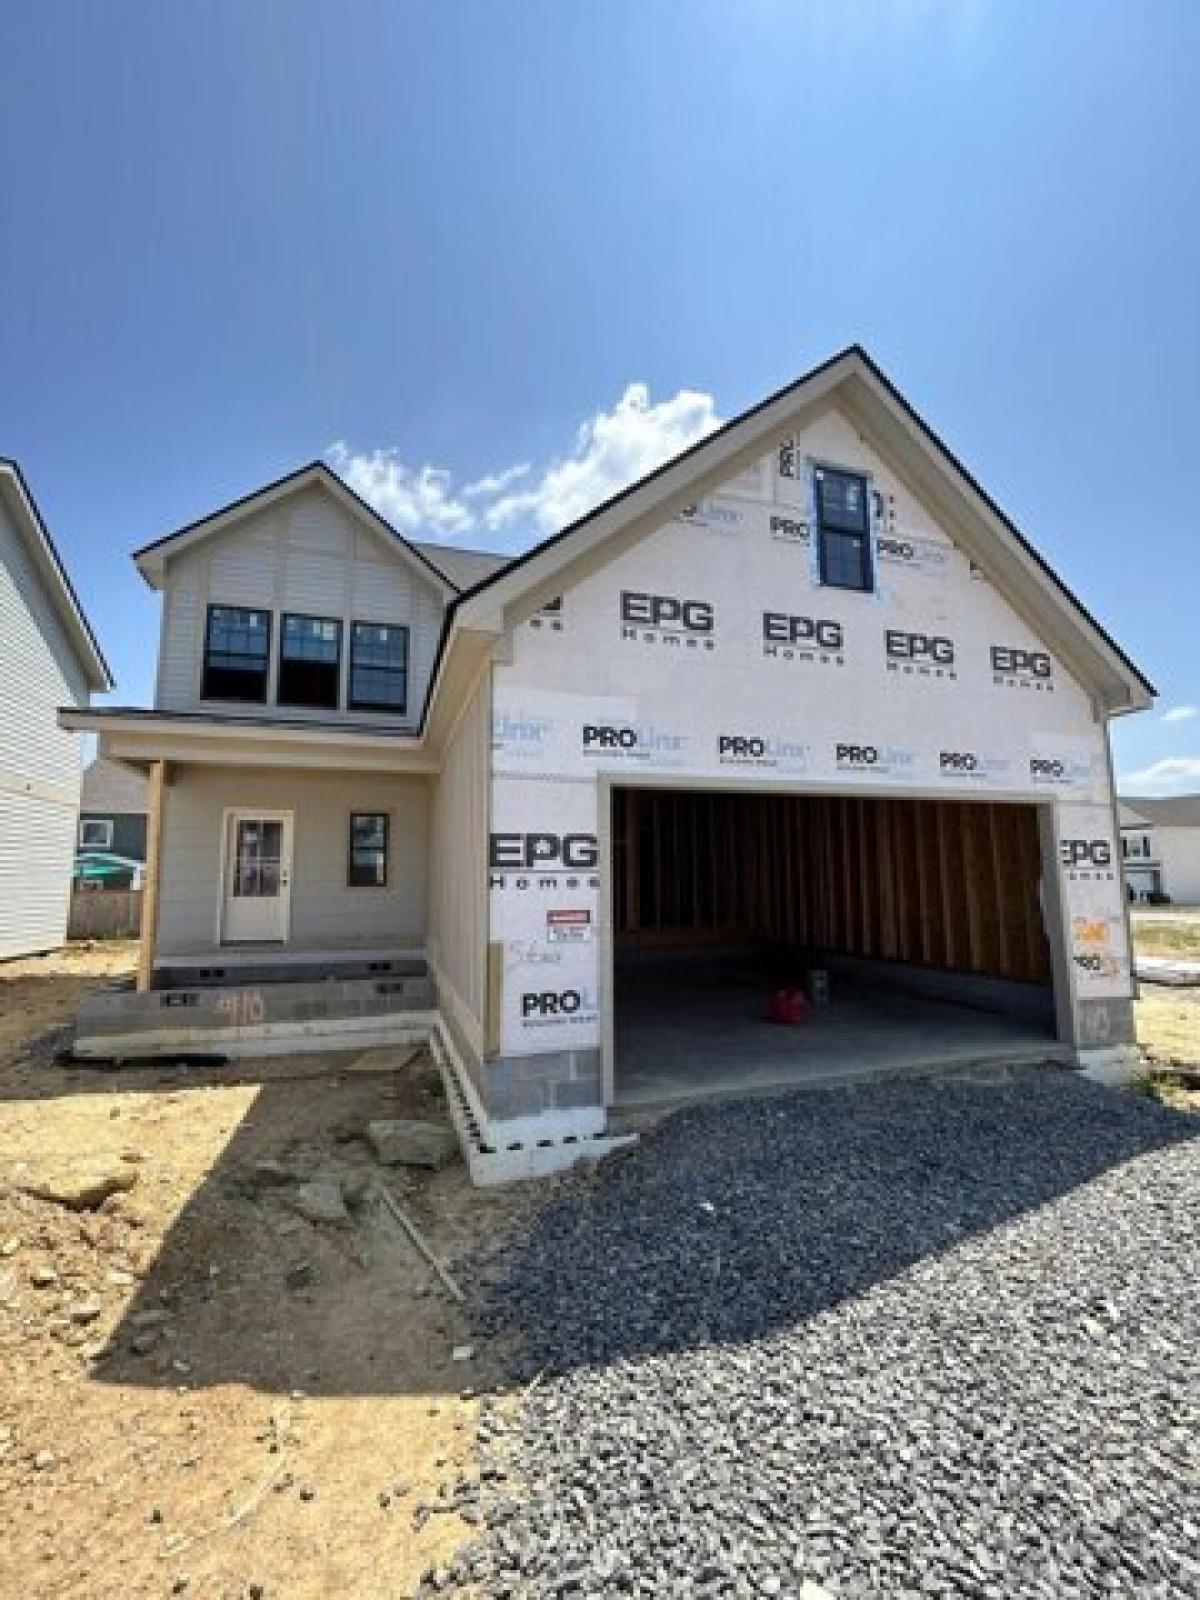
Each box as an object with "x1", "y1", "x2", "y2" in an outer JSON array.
[
  {"x1": 0, "y1": 942, "x2": 536, "y2": 1600},
  {"x1": 1131, "y1": 907, "x2": 1200, "y2": 961}
]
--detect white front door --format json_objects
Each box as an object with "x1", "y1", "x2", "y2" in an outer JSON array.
[{"x1": 221, "y1": 811, "x2": 293, "y2": 944}]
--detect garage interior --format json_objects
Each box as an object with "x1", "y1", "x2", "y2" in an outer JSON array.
[{"x1": 611, "y1": 787, "x2": 1065, "y2": 1108}]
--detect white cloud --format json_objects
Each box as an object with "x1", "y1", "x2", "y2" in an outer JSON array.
[
  {"x1": 326, "y1": 380, "x2": 722, "y2": 548},
  {"x1": 326, "y1": 441, "x2": 474, "y2": 538},
  {"x1": 1120, "y1": 756, "x2": 1200, "y2": 793},
  {"x1": 462, "y1": 462, "x2": 531, "y2": 498},
  {"x1": 483, "y1": 383, "x2": 722, "y2": 535},
  {"x1": 1161, "y1": 705, "x2": 1198, "y2": 725}
]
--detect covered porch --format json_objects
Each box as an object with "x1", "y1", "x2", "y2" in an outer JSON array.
[{"x1": 59, "y1": 708, "x2": 437, "y2": 995}]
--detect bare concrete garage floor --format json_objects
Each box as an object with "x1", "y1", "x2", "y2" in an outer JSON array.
[{"x1": 613, "y1": 952, "x2": 1063, "y2": 1109}]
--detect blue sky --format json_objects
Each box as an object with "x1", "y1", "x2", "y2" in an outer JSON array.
[{"x1": 2, "y1": 1, "x2": 1197, "y2": 788}]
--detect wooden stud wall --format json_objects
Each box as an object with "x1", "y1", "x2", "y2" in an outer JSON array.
[{"x1": 612, "y1": 788, "x2": 1052, "y2": 985}]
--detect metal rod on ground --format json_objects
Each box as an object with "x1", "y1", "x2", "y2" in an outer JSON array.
[{"x1": 375, "y1": 1184, "x2": 465, "y2": 1303}]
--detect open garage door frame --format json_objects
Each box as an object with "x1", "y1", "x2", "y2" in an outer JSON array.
[{"x1": 595, "y1": 775, "x2": 1076, "y2": 1107}]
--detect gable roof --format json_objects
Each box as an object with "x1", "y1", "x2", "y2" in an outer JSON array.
[
  {"x1": 0, "y1": 459, "x2": 112, "y2": 692},
  {"x1": 450, "y1": 344, "x2": 1154, "y2": 716},
  {"x1": 132, "y1": 460, "x2": 457, "y2": 597},
  {"x1": 1120, "y1": 795, "x2": 1200, "y2": 828}
]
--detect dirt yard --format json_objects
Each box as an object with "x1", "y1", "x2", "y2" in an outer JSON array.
[
  {"x1": 0, "y1": 943, "x2": 534, "y2": 1600},
  {"x1": 1131, "y1": 906, "x2": 1200, "y2": 961}
]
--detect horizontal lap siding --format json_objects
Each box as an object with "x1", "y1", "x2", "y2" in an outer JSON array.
[
  {"x1": 0, "y1": 499, "x2": 88, "y2": 958},
  {"x1": 428, "y1": 669, "x2": 490, "y2": 1035},
  {"x1": 155, "y1": 767, "x2": 429, "y2": 955},
  {"x1": 155, "y1": 486, "x2": 446, "y2": 727}
]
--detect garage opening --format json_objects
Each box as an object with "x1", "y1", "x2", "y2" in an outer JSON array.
[{"x1": 611, "y1": 787, "x2": 1061, "y2": 1108}]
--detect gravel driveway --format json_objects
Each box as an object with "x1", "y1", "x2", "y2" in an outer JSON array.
[{"x1": 432, "y1": 1072, "x2": 1200, "y2": 1598}]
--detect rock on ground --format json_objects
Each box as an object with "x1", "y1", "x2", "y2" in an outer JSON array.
[
  {"x1": 283, "y1": 1179, "x2": 350, "y2": 1226},
  {"x1": 367, "y1": 1119, "x2": 457, "y2": 1170},
  {"x1": 13, "y1": 1158, "x2": 139, "y2": 1211},
  {"x1": 434, "y1": 1072, "x2": 1200, "y2": 1598}
]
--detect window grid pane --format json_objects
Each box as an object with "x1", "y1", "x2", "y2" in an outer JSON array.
[
  {"x1": 815, "y1": 469, "x2": 872, "y2": 593},
  {"x1": 348, "y1": 812, "x2": 389, "y2": 887},
  {"x1": 350, "y1": 623, "x2": 409, "y2": 711},
  {"x1": 203, "y1": 606, "x2": 270, "y2": 701}
]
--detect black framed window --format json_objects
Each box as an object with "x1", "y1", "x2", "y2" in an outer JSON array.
[
  {"x1": 348, "y1": 812, "x2": 389, "y2": 887},
  {"x1": 349, "y1": 622, "x2": 408, "y2": 713},
  {"x1": 814, "y1": 467, "x2": 873, "y2": 592},
  {"x1": 202, "y1": 605, "x2": 271, "y2": 702},
  {"x1": 277, "y1": 613, "x2": 342, "y2": 709}
]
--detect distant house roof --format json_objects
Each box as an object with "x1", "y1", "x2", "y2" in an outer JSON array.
[
  {"x1": 81, "y1": 756, "x2": 148, "y2": 815},
  {"x1": 0, "y1": 459, "x2": 112, "y2": 692},
  {"x1": 410, "y1": 540, "x2": 511, "y2": 590},
  {"x1": 1120, "y1": 794, "x2": 1200, "y2": 829}
]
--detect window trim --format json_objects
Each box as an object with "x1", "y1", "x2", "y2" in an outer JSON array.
[
  {"x1": 276, "y1": 611, "x2": 344, "y2": 711},
  {"x1": 78, "y1": 817, "x2": 114, "y2": 850},
  {"x1": 813, "y1": 463, "x2": 875, "y2": 594},
  {"x1": 201, "y1": 603, "x2": 273, "y2": 704},
  {"x1": 347, "y1": 620, "x2": 410, "y2": 714},
  {"x1": 347, "y1": 810, "x2": 390, "y2": 889}
]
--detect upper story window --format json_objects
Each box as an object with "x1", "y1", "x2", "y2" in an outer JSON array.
[
  {"x1": 278, "y1": 614, "x2": 342, "y2": 710},
  {"x1": 349, "y1": 622, "x2": 409, "y2": 713},
  {"x1": 814, "y1": 466, "x2": 873, "y2": 592},
  {"x1": 203, "y1": 605, "x2": 271, "y2": 703},
  {"x1": 78, "y1": 818, "x2": 113, "y2": 850}
]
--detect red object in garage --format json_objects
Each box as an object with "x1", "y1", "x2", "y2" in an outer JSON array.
[{"x1": 769, "y1": 987, "x2": 808, "y2": 1025}]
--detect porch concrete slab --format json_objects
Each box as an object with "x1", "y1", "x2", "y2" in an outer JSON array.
[{"x1": 614, "y1": 957, "x2": 1065, "y2": 1110}]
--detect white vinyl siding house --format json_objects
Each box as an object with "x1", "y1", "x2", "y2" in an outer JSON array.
[
  {"x1": 1120, "y1": 797, "x2": 1200, "y2": 904},
  {"x1": 0, "y1": 462, "x2": 111, "y2": 958}
]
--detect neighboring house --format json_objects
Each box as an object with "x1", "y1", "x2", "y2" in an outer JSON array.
[
  {"x1": 0, "y1": 460, "x2": 112, "y2": 958},
  {"x1": 76, "y1": 756, "x2": 149, "y2": 890},
  {"x1": 1119, "y1": 796, "x2": 1200, "y2": 904},
  {"x1": 63, "y1": 347, "x2": 1152, "y2": 1165}
]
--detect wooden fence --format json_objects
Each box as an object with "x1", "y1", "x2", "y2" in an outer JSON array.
[{"x1": 68, "y1": 887, "x2": 144, "y2": 941}]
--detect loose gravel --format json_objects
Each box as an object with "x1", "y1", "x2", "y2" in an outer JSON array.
[{"x1": 427, "y1": 1072, "x2": 1200, "y2": 1599}]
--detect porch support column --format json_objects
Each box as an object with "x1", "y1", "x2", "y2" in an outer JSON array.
[{"x1": 136, "y1": 759, "x2": 167, "y2": 993}]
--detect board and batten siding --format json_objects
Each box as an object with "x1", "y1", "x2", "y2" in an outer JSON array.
[
  {"x1": 0, "y1": 497, "x2": 89, "y2": 958},
  {"x1": 154, "y1": 484, "x2": 446, "y2": 728},
  {"x1": 428, "y1": 665, "x2": 491, "y2": 1061},
  {"x1": 154, "y1": 767, "x2": 429, "y2": 956}
]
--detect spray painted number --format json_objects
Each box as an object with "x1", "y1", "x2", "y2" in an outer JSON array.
[{"x1": 216, "y1": 989, "x2": 267, "y2": 1028}]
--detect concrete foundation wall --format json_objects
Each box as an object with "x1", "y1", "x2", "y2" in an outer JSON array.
[{"x1": 156, "y1": 765, "x2": 429, "y2": 955}]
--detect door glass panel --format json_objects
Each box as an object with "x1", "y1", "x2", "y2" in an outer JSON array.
[{"x1": 233, "y1": 820, "x2": 283, "y2": 898}]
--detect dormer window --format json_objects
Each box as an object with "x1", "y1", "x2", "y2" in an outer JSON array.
[
  {"x1": 202, "y1": 605, "x2": 271, "y2": 703},
  {"x1": 278, "y1": 614, "x2": 342, "y2": 710},
  {"x1": 814, "y1": 466, "x2": 873, "y2": 592}
]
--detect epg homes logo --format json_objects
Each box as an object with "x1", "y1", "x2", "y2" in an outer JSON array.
[
  {"x1": 1029, "y1": 754, "x2": 1092, "y2": 790},
  {"x1": 835, "y1": 742, "x2": 917, "y2": 777},
  {"x1": 1059, "y1": 837, "x2": 1115, "y2": 883},
  {"x1": 762, "y1": 611, "x2": 845, "y2": 668},
  {"x1": 717, "y1": 733, "x2": 810, "y2": 773},
  {"x1": 768, "y1": 513, "x2": 811, "y2": 548},
  {"x1": 885, "y1": 630, "x2": 956, "y2": 681},
  {"x1": 620, "y1": 591, "x2": 715, "y2": 651},
  {"x1": 938, "y1": 750, "x2": 1011, "y2": 784},
  {"x1": 581, "y1": 722, "x2": 686, "y2": 763},
  {"x1": 991, "y1": 645, "x2": 1055, "y2": 694},
  {"x1": 519, "y1": 986, "x2": 599, "y2": 1030},
  {"x1": 489, "y1": 832, "x2": 599, "y2": 892}
]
